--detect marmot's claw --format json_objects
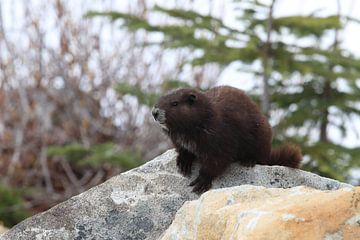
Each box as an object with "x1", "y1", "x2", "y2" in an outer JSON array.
[{"x1": 190, "y1": 175, "x2": 212, "y2": 194}]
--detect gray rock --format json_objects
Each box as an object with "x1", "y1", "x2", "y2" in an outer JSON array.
[{"x1": 1, "y1": 149, "x2": 352, "y2": 240}]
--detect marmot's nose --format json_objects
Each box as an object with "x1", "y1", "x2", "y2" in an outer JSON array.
[{"x1": 152, "y1": 107, "x2": 159, "y2": 120}]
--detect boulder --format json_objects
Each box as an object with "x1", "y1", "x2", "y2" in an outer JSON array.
[
  {"x1": 160, "y1": 185, "x2": 360, "y2": 240},
  {"x1": 1, "y1": 149, "x2": 352, "y2": 240}
]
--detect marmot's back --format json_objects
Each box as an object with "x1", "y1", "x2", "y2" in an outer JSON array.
[{"x1": 206, "y1": 86, "x2": 260, "y2": 112}]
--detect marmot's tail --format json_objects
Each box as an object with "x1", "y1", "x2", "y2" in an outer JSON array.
[{"x1": 269, "y1": 144, "x2": 302, "y2": 168}]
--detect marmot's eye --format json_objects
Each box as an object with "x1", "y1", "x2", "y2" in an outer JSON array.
[{"x1": 171, "y1": 101, "x2": 179, "y2": 107}]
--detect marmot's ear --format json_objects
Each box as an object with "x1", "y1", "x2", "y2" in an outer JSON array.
[{"x1": 188, "y1": 94, "x2": 197, "y2": 105}]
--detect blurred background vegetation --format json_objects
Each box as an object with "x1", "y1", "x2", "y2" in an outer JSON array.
[{"x1": 0, "y1": 0, "x2": 359, "y2": 228}]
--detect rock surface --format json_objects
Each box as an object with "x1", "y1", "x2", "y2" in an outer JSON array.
[
  {"x1": 160, "y1": 185, "x2": 360, "y2": 240},
  {"x1": 1, "y1": 149, "x2": 352, "y2": 240}
]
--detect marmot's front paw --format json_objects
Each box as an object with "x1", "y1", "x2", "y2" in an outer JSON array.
[
  {"x1": 176, "y1": 156, "x2": 192, "y2": 176},
  {"x1": 189, "y1": 174, "x2": 212, "y2": 194}
]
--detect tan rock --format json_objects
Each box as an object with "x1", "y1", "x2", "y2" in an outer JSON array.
[{"x1": 160, "y1": 185, "x2": 360, "y2": 240}]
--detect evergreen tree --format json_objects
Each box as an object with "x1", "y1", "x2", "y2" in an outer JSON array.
[
  {"x1": 47, "y1": 143, "x2": 143, "y2": 169},
  {"x1": 0, "y1": 185, "x2": 30, "y2": 227},
  {"x1": 88, "y1": 0, "x2": 360, "y2": 182}
]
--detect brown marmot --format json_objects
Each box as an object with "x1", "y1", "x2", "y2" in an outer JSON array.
[{"x1": 152, "y1": 86, "x2": 302, "y2": 193}]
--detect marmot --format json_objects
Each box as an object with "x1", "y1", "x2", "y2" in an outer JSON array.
[{"x1": 152, "y1": 86, "x2": 302, "y2": 193}]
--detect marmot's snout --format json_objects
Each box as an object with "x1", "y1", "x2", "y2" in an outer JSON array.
[
  {"x1": 152, "y1": 107, "x2": 159, "y2": 120},
  {"x1": 152, "y1": 107, "x2": 166, "y2": 124}
]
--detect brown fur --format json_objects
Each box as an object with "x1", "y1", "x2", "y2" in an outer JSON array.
[
  {"x1": 152, "y1": 86, "x2": 302, "y2": 193},
  {"x1": 268, "y1": 144, "x2": 302, "y2": 168}
]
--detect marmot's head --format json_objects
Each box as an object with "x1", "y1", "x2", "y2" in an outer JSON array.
[{"x1": 152, "y1": 88, "x2": 212, "y2": 134}]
